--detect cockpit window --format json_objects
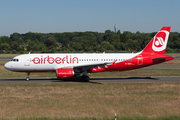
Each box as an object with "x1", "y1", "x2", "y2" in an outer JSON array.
[{"x1": 11, "y1": 59, "x2": 19, "y2": 62}]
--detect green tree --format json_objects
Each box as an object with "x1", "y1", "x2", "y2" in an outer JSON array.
[
  {"x1": 120, "y1": 32, "x2": 127, "y2": 43},
  {"x1": 38, "y1": 43, "x2": 46, "y2": 51},
  {"x1": 0, "y1": 43, "x2": 10, "y2": 50},
  {"x1": 0, "y1": 36, "x2": 11, "y2": 44},
  {"x1": 11, "y1": 41, "x2": 19, "y2": 50},
  {"x1": 16, "y1": 46, "x2": 23, "y2": 52},
  {"x1": 10, "y1": 33, "x2": 20, "y2": 41},
  {"x1": 117, "y1": 30, "x2": 121, "y2": 35},
  {"x1": 27, "y1": 41, "x2": 36, "y2": 51}
]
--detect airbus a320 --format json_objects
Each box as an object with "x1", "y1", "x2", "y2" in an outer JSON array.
[{"x1": 4, "y1": 27, "x2": 174, "y2": 82}]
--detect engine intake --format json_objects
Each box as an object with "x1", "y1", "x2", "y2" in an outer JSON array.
[{"x1": 56, "y1": 68, "x2": 74, "y2": 79}]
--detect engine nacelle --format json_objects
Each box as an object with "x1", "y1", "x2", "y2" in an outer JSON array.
[{"x1": 56, "y1": 68, "x2": 74, "y2": 79}]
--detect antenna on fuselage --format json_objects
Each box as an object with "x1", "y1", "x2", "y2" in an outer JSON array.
[
  {"x1": 103, "y1": 51, "x2": 105, "y2": 54},
  {"x1": 29, "y1": 52, "x2": 31, "y2": 54}
]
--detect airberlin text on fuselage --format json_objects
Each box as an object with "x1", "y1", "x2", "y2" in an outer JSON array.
[{"x1": 33, "y1": 55, "x2": 78, "y2": 64}]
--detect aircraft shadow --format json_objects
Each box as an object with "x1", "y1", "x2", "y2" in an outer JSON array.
[
  {"x1": 90, "y1": 77, "x2": 158, "y2": 80},
  {"x1": 0, "y1": 77, "x2": 101, "y2": 84},
  {"x1": 52, "y1": 77, "x2": 101, "y2": 84},
  {"x1": 0, "y1": 76, "x2": 159, "y2": 84},
  {"x1": 55, "y1": 76, "x2": 159, "y2": 84},
  {"x1": 0, "y1": 78, "x2": 57, "y2": 81}
]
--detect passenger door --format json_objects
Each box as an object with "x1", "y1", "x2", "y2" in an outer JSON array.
[
  {"x1": 24, "y1": 55, "x2": 30, "y2": 66},
  {"x1": 138, "y1": 55, "x2": 143, "y2": 65}
]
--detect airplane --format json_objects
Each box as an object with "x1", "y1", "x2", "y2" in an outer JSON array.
[{"x1": 4, "y1": 27, "x2": 173, "y2": 82}]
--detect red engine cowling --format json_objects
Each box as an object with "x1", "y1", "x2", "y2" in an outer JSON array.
[{"x1": 56, "y1": 68, "x2": 74, "y2": 79}]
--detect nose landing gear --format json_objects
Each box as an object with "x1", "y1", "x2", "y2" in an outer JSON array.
[{"x1": 26, "y1": 72, "x2": 30, "y2": 81}]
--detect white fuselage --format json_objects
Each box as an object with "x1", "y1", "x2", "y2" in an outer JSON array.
[{"x1": 4, "y1": 52, "x2": 141, "y2": 72}]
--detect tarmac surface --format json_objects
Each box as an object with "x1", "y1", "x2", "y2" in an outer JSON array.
[
  {"x1": 0, "y1": 76, "x2": 180, "y2": 84},
  {"x1": 0, "y1": 57, "x2": 13, "y2": 61}
]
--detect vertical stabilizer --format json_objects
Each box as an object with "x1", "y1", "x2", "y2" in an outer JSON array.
[{"x1": 142, "y1": 27, "x2": 171, "y2": 54}]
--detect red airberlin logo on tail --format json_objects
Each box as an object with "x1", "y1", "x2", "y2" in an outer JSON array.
[
  {"x1": 32, "y1": 55, "x2": 78, "y2": 64},
  {"x1": 152, "y1": 30, "x2": 169, "y2": 52},
  {"x1": 154, "y1": 37, "x2": 165, "y2": 47}
]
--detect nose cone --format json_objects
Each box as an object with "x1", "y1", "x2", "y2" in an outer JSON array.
[{"x1": 4, "y1": 62, "x2": 11, "y2": 70}]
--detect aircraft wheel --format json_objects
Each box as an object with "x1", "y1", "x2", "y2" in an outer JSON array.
[
  {"x1": 82, "y1": 75, "x2": 89, "y2": 82},
  {"x1": 82, "y1": 75, "x2": 86, "y2": 80},
  {"x1": 85, "y1": 76, "x2": 89, "y2": 82},
  {"x1": 26, "y1": 77, "x2": 29, "y2": 81}
]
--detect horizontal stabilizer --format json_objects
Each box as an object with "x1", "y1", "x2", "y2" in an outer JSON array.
[{"x1": 152, "y1": 56, "x2": 173, "y2": 60}]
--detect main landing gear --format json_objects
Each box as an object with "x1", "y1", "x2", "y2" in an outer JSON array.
[
  {"x1": 26, "y1": 72, "x2": 30, "y2": 81},
  {"x1": 82, "y1": 71, "x2": 89, "y2": 82},
  {"x1": 82, "y1": 75, "x2": 89, "y2": 82}
]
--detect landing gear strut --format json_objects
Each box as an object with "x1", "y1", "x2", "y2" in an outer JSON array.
[
  {"x1": 26, "y1": 72, "x2": 30, "y2": 81},
  {"x1": 82, "y1": 71, "x2": 89, "y2": 82}
]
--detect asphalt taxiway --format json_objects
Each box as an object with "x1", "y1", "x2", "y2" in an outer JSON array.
[
  {"x1": 0, "y1": 76, "x2": 180, "y2": 84},
  {"x1": 0, "y1": 57, "x2": 12, "y2": 61}
]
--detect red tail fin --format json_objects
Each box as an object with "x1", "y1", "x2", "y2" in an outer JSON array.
[{"x1": 142, "y1": 27, "x2": 171, "y2": 54}]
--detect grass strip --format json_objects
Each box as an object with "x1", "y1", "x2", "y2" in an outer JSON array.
[
  {"x1": 12, "y1": 116, "x2": 180, "y2": 120},
  {"x1": 0, "y1": 83, "x2": 180, "y2": 119}
]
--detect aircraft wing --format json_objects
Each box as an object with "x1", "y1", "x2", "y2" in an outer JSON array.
[
  {"x1": 73, "y1": 62, "x2": 111, "y2": 69},
  {"x1": 54, "y1": 62, "x2": 112, "y2": 70},
  {"x1": 72, "y1": 60, "x2": 117, "y2": 70}
]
